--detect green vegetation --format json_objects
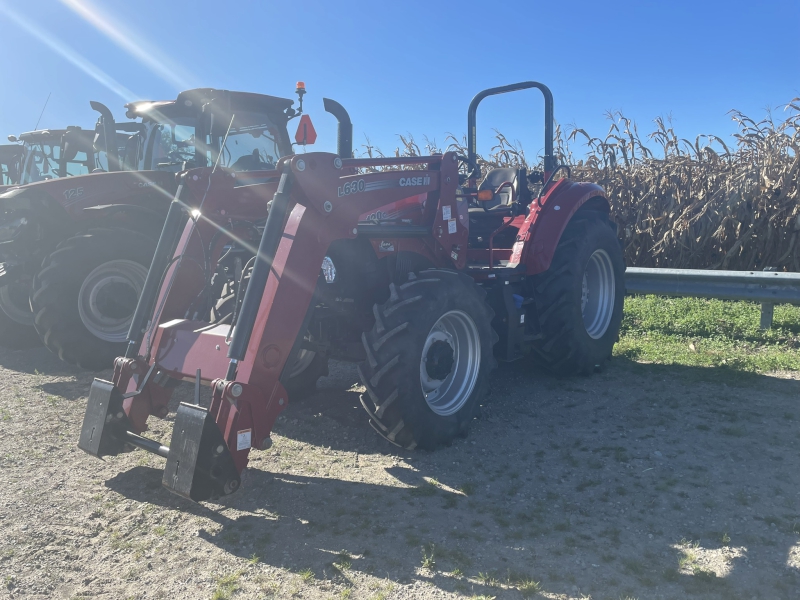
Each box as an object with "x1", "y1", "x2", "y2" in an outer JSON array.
[
  {"x1": 616, "y1": 296, "x2": 800, "y2": 373},
  {"x1": 211, "y1": 570, "x2": 243, "y2": 600}
]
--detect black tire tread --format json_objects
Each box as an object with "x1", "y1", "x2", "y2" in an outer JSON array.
[
  {"x1": 528, "y1": 217, "x2": 624, "y2": 376},
  {"x1": 359, "y1": 270, "x2": 497, "y2": 450},
  {"x1": 30, "y1": 228, "x2": 156, "y2": 370}
]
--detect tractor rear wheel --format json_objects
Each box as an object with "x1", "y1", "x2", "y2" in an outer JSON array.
[
  {"x1": 359, "y1": 270, "x2": 497, "y2": 450},
  {"x1": 528, "y1": 216, "x2": 624, "y2": 375},
  {"x1": 0, "y1": 281, "x2": 40, "y2": 348},
  {"x1": 31, "y1": 228, "x2": 155, "y2": 369}
]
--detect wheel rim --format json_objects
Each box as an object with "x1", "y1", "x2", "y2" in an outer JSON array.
[
  {"x1": 419, "y1": 310, "x2": 481, "y2": 417},
  {"x1": 0, "y1": 283, "x2": 33, "y2": 326},
  {"x1": 289, "y1": 348, "x2": 316, "y2": 378},
  {"x1": 78, "y1": 260, "x2": 148, "y2": 343},
  {"x1": 581, "y1": 249, "x2": 616, "y2": 339}
]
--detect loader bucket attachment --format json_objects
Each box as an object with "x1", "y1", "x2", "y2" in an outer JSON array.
[
  {"x1": 162, "y1": 402, "x2": 240, "y2": 502},
  {"x1": 78, "y1": 379, "x2": 130, "y2": 458}
]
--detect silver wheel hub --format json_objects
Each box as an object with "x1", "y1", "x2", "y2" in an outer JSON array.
[
  {"x1": 582, "y1": 249, "x2": 615, "y2": 339},
  {"x1": 78, "y1": 260, "x2": 148, "y2": 343},
  {"x1": 0, "y1": 283, "x2": 33, "y2": 326},
  {"x1": 419, "y1": 310, "x2": 481, "y2": 417}
]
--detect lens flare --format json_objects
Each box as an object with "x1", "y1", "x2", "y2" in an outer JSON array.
[
  {"x1": 58, "y1": 0, "x2": 196, "y2": 90},
  {"x1": 1, "y1": 4, "x2": 137, "y2": 101}
]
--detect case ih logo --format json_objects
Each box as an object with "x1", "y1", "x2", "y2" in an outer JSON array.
[
  {"x1": 399, "y1": 176, "x2": 430, "y2": 187},
  {"x1": 338, "y1": 175, "x2": 431, "y2": 197}
]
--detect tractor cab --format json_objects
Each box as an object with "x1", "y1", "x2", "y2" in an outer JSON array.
[
  {"x1": 7, "y1": 127, "x2": 98, "y2": 184},
  {"x1": 97, "y1": 89, "x2": 296, "y2": 176},
  {"x1": 0, "y1": 144, "x2": 22, "y2": 185}
]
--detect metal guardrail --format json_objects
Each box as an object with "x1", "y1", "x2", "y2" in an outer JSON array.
[{"x1": 624, "y1": 267, "x2": 800, "y2": 329}]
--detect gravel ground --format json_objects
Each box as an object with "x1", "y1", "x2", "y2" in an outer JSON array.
[{"x1": 1, "y1": 345, "x2": 800, "y2": 600}]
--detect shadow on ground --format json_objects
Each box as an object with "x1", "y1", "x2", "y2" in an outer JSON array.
[{"x1": 98, "y1": 357, "x2": 800, "y2": 598}]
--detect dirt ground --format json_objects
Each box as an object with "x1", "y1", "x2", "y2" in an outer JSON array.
[{"x1": 1, "y1": 345, "x2": 800, "y2": 600}]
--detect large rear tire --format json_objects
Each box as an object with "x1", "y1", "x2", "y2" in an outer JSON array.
[
  {"x1": 528, "y1": 216, "x2": 625, "y2": 375},
  {"x1": 30, "y1": 228, "x2": 155, "y2": 369},
  {"x1": 0, "y1": 281, "x2": 40, "y2": 349},
  {"x1": 359, "y1": 270, "x2": 497, "y2": 450}
]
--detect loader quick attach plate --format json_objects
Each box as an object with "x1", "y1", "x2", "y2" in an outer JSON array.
[
  {"x1": 162, "y1": 402, "x2": 240, "y2": 502},
  {"x1": 78, "y1": 379, "x2": 130, "y2": 458}
]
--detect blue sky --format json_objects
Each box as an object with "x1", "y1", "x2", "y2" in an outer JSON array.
[{"x1": 1, "y1": 0, "x2": 798, "y2": 162}]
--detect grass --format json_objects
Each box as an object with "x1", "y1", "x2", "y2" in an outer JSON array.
[
  {"x1": 334, "y1": 550, "x2": 353, "y2": 571},
  {"x1": 476, "y1": 571, "x2": 500, "y2": 587},
  {"x1": 617, "y1": 296, "x2": 800, "y2": 373},
  {"x1": 421, "y1": 544, "x2": 436, "y2": 571},
  {"x1": 211, "y1": 570, "x2": 243, "y2": 600}
]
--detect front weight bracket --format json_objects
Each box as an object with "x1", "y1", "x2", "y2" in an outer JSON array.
[
  {"x1": 162, "y1": 402, "x2": 240, "y2": 502},
  {"x1": 78, "y1": 379, "x2": 131, "y2": 458}
]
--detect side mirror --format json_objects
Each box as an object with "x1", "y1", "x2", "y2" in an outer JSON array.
[
  {"x1": 294, "y1": 114, "x2": 317, "y2": 145},
  {"x1": 7, "y1": 135, "x2": 17, "y2": 142}
]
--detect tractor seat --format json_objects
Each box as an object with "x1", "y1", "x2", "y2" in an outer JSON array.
[{"x1": 469, "y1": 167, "x2": 519, "y2": 216}]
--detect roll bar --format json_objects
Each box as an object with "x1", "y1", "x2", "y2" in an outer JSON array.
[{"x1": 466, "y1": 81, "x2": 555, "y2": 179}]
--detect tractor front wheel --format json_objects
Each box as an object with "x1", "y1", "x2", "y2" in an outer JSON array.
[
  {"x1": 528, "y1": 216, "x2": 625, "y2": 375},
  {"x1": 0, "y1": 281, "x2": 40, "y2": 348},
  {"x1": 359, "y1": 270, "x2": 497, "y2": 450},
  {"x1": 31, "y1": 228, "x2": 155, "y2": 369}
]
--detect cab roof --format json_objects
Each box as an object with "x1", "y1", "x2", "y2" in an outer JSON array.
[
  {"x1": 124, "y1": 88, "x2": 294, "y2": 121},
  {"x1": 16, "y1": 126, "x2": 84, "y2": 142}
]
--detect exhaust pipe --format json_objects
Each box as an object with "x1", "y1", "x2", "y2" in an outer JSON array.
[
  {"x1": 322, "y1": 98, "x2": 352, "y2": 159},
  {"x1": 90, "y1": 101, "x2": 120, "y2": 172}
]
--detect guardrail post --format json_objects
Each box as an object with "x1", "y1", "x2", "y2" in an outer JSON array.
[
  {"x1": 760, "y1": 267, "x2": 778, "y2": 330},
  {"x1": 760, "y1": 303, "x2": 774, "y2": 330}
]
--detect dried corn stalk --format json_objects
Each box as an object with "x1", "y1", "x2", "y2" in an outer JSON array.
[{"x1": 358, "y1": 101, "x2": 800, "y2": 270}]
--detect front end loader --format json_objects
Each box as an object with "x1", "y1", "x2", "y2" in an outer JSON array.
[{"x1": 79, "y1": 82, "x2": 625, "y2": 501}]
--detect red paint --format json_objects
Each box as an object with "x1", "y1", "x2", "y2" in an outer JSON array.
[{"x1": 510, "y1": 179, "x2": 608, "y2": 274}]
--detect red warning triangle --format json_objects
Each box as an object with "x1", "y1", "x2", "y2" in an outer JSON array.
[{"x1": 294, "y1": 114, "x2": 317, "y2": 145}]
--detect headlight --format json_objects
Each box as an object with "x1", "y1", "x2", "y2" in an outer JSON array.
[
  {"x1": 0, "y1": 217, "x2": 28, "y2": 243},
  {"x1": 321, "y1": 256, "x2": 336, "y2": 283}
]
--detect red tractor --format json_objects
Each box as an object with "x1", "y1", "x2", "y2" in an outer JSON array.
[
  {"x1": 5, "y1": 127, "x2": 100, "y2": 187},
  {"x1": 0, "y1": 89, "x2": 298, "y2": 363},
  {"x1": 79, "y1": 82, "x2": 625, "y2": 501}
]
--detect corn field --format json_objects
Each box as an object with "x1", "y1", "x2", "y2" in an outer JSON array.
[{"x1": 366, "y1": 99, "x2": 800, "y2": 271}]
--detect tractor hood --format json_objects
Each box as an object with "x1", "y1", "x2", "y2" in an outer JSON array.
[{"x1": 0, "y1": 169, "x2": 177, "y2": 217}]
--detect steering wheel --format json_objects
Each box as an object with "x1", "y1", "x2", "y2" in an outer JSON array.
[{"x1": 455, "y1": 155, "x2": 478, "y2": 178}]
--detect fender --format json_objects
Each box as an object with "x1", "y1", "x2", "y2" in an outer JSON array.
[{"x1": 511, "y1": 179, "x2": 610, "y2": 275}]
